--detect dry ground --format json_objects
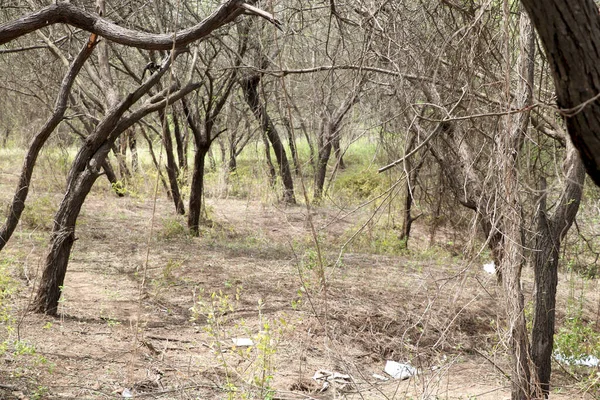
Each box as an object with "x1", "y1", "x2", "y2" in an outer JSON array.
[{"x1": 0, "y1": 167, "x2": 598, "y2": 399}]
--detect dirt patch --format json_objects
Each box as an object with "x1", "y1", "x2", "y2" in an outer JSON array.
[{"x1": 0, "y1": 188, "x2": 595, "y2": 399}]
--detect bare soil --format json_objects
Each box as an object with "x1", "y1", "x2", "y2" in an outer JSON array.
[{"x1": 0, "y1": 180, "x2": 596, "y2": 399}]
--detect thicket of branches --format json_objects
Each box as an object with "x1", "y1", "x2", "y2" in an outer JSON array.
[{"x1": 2, "y1": 0, "x2": 600, "y2": 398}]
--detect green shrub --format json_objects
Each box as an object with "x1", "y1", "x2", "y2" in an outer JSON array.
[
  {"x1": 21, "y1": 195, "x2": 56, "y2": 231},
  {"x1": 334, "y1": 168, "x2": 386, "y2": 200}
]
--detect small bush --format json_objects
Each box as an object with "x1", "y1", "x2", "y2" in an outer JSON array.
[
  {"x1": 157, "y1": 217, "x2": 188, "y2": 239},
  {"x1": 334, "y1": 168, "x2": 386, "y2": 201},
  {"x1": 21, "y1": 195, "x2": 56, "y2": 231}
]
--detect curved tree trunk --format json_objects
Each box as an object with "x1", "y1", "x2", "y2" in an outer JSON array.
[
  {"x1": 241, "y1": 75, "x2": 296, "y2": 204},
  {"x1": 0, "y1": 40, "x2": 96, "y2": 251},
  {"x1": 521, "y1": 0, "x2": 600, "y2": 186},
  {"x1": 31, "y1": 61, "x2": 199, "y2": 314},
  {"x1": 158, "y1": 109, "x2": 185, "y2": 215}
]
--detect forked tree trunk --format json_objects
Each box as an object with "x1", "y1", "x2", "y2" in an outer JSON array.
[
  {"x1": 531, "y1": 142, "x2": 585, "y2": 397},
  {"x1": 241, "y1": 75, "x2": 296, "y2": 203},
  {"x1": 0, "y1": 40, "x2": 96, "y2": 251},
  {"x1": 158, "y1": 109, "x2": 185, "y2": 215}
]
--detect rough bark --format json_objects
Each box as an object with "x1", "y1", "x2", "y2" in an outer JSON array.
[
  {"x1": 314, "y1": 83, "x2": 362, "y2": 200},
  {"x1": 172, "y1": 107, "x2": 187, "y2": 171},
  {"x1": 521, "y1": 0, "x2": 600, "y2": 186},
  {"x1": 0, "y1": 39, "x2": 96, "y2": 251},
  {"x1": 332, "y1": 134, "x2": 345, "y2": 170},
  {"x1": 187, "y1": 145, "x2": 209, "y2": 236},
  {"x1": 499, "y1": 12, "x2": 535, "y2": 399},
  {"x1": 241, "y1": 75, "x2": 296, "y2": 204},
  {"x1": 0, "y1": 1, "x2": 250, "y2": 50},
  {"x1": 158, "y1": 109, "x2": 185, "y2": 215},
  {"x1": 531, "y1": 141, "x2": 585, "y2": 397},
  {"x1": 32, "y1": 64, "x2": 200, "y2": 314}
]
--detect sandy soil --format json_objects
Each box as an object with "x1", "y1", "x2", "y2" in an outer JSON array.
[{"x1": 0, "y1": 181, "x2": 596, "y2": 399}]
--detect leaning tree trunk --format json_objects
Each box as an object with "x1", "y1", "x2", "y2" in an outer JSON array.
[
  {"x1": 241, "y1": 75, "x2": 296, "y2": 204},
  {"x1": 531, "y1": 141, "x2": 585, "y2": 397},
  {"x1": 158, "y1": 109, "x2": 185, "y2": 215},
  {"x1": 32, "y1": 144, "x2": 110, "y2": 314},
  {"x1": 0, "y1": 40, "x2": 96, "y2": 251},
  {"x1": 521, "y1": 0, "x2": 600, "y2": 187},
  {"x1": 31, "y1": 56, "x2": 198, "y2": 314}
]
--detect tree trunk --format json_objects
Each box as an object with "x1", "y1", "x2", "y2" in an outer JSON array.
[
  {"x1": 241, "y1": 75, "x2": 296, "y2": 204},
  {"x1": 499, "y1": 11, "x2": 535, "y2": 398},
  {"x1": 114, "y1": 141, "x2": 131, "y2": 179},
  {"x1": 332, "y1": 133, "x2": 345, "y2": 170},
  {"x1": 0, "y1": 40, "x2": 96, "y2": 251},
  {"x1": 521, "y1": 0, "x2": 600, "y2": 187},
  {"x1": 531, "y1": 142, "x2": 585, "y2": 397},
  {"x1": 283, "y1": 116, "x2": 300, "y2": 175},
  {"x1": 128, "y1": 129, "x2": 138, "y2": 172},
  {"x1": 158, "y1": 109, "x2": 185, "y2": 215},
  {"x1": 32, "y1": 141, "x2": 112, "y2": 314},
  {"x1": 262, "y1": 133, "x2": 277, "y2": 187},
  {"x1": 399, "y1": 133, "x2": 426, "y2": 247},
  {"x1": 187, "y1": 145, "x2": 208, "y2": 236},
  {"x1": 172, "y1": 107, "x2": 187, "y2": 171},
  {"x1": 314, "y1": 122, "x2": 333, "y2": 200}
]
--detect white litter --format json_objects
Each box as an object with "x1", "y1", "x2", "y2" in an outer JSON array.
[
  {"x1": 555, "y1": 353, "x2": 600, "y2": 367},
  {"x1": 372, "y1": 373, "x2": 389, "y2": 381},
  {"x1": 231, "y1": 338, "x2": 254, "y2": 347},
  {"x1": 483, "y1": 261, "x2": 496, "y2": 274},
  {"x1": 312, "y1": 369, "x2": 353, "y2": 392},
  {"x1": 384, "y1": 360, "x2": 417, "y2": 380},
  {"x1": 122, "y1": 388, "x2": 133, "y2": 398}
]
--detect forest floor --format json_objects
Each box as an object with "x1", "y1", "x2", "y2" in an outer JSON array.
[{"x1": 0, "y1": 166, "x2": 599, "y2": 399}]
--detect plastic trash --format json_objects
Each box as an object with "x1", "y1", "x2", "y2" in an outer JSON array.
[
  {"x1": 231, "y1": 338, "x2": 254, "y2": 347},
  {"x1": 555, "y1": 353, "x2": 600, "y2": 367},
  {"x1": 384, "y1": 360, "x2": 417, "y2": 380},
  {"x1": 483, "y1": 261, "x2": 496, "y2": 274}
]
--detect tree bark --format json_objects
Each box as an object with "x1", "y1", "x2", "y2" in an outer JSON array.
[
  {"x1": 158, "y1": 109, "x2": 185, "y2": 215},
  {"x1": 531, "y1": 141, "x2": 585, "y2": 397},
  {"x1": 31, "y1": 71, "x2": 199, "y2": 314},
  {"x1": 521, "y1": 0, "x2": 600, "y2": 187},
  {"x1": 0, "y1": 39, "x2": 96, "y2": 251},
  {"x1": 241, "y1": 75, "x2": 296, "y2": 204},
  {"x1": 172, "y1": 107, "x2": 187, "y2": 172},
  {"x1": 187, "y1": 145, "x2": 208, "y2": 236}
]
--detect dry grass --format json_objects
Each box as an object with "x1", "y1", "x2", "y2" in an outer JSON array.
[{"x1": 0, "y1": 151, "x2": 598, "y2": 399}]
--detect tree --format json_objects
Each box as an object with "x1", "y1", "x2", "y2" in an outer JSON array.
[
  {"x1": 0, "y1": 0, "x2": 277, "y2": 314},
  {"x1": 521, "y1": 0, "x2": 600, "y2": 187}
]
